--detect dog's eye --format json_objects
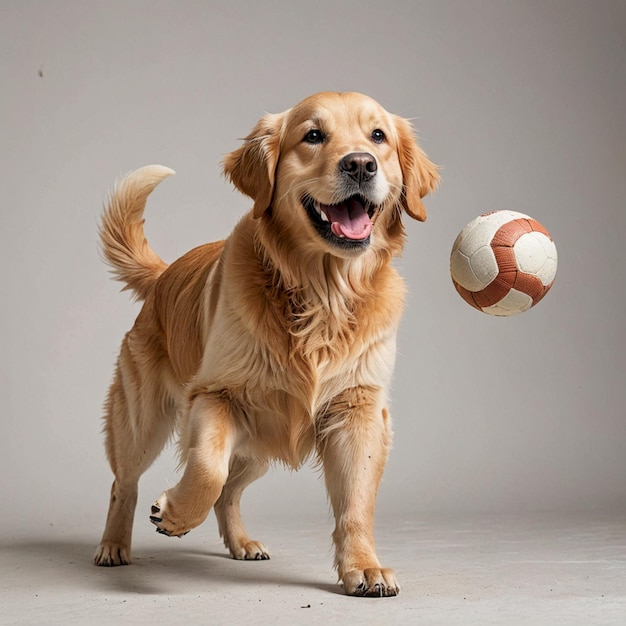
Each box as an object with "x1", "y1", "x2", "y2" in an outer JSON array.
[
  {"x1": 371, "y1": 129, "x2": 386, "y2": 144},
  {"x1": 303, "y1": 129, "x2": 325, "y2": 145}
]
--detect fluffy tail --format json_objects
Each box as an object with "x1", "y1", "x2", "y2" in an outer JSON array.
[{"x1": 99, "y1": 165, "x2": 175, "y2": 301}]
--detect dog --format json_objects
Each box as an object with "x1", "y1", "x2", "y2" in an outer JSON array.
[{"x1": 93, "y1": 91, "x2": 439, "y2": 597}]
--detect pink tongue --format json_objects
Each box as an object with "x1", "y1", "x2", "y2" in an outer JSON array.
[{"x1": 324, "y1": 197, "x2": 372, "y2": 240}]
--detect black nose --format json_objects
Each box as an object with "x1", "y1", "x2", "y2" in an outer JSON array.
[{"x1": 339, "y1": 152, "x2": 377, "y2": 183}]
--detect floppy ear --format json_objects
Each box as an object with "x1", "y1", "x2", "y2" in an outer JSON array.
[
  {"x1": 223, "y1": 112, "x2": 283, "y2": 218},
  {"x1": 393, "y1": 115, "x2": 440, "y2": 221}
]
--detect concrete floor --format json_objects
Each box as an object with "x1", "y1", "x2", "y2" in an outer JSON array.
[{"x1": 1, "y1": 512, "x2": 625, "y2": 625}]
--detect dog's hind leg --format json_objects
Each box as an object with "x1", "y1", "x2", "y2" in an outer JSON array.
[
  {"x1": 214, "y1": 456, "x2": 270, "y2": 560},
  {"x1": 93, "y1": 342, "x2": 176, "y2": 566}
]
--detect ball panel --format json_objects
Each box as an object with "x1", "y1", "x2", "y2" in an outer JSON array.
[
  {"x1": 513, "y1": 270, "x2": 546, "y2": 303},
  {"x1": 532, "y1": 280, "x2": 555, "y2": 307},
  {"x1": 514, "y1": 232, "x2": 558, "y2": 286},
  {"x1": 492, "y1": 245, "x2": 518, "y2": 277},
  {"x1": 456, "y1": 221, "x2": 495, "y2": 257},
  {"x1": 539, "y1": 235, "x2": 558, "y2": 261},
  {"x1": 536, "y1": 256, "x2": 558, "y2": 286},
  {"x1": 482, "y1": 288, "x2": 534, "y2": 316},
  {"x1": 450, "y1": 249, "x2": 486, "y2": 292},
  {"x1": 491, "y1": 218, "x2": 533, "y2": 247},
  {"x1": 514, "y1": 232, "x2": 550, "y2": 274},
  {"x1": 534, "y1": 234, "x2": 558, "y2": 285},
  {"x1": 528, "y1": 218, "x2": 551, "y2": 238},
  {"x1": 468, "y1": 245, "x2": 498, "y2": 287},
  {"x1": 472, "y1": 275, "x2": 513, "y2": 308}
]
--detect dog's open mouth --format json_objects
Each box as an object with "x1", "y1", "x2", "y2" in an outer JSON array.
[{"x1": 303, "y1": 195, "x2": 376, "y2": 248}]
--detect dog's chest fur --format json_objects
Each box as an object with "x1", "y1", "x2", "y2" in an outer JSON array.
[{"x1": 148, "y1": 222, "x2": 404, "y2": 467}]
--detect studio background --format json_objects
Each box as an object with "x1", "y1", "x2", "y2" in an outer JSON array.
[{"x1": 1, "y1": 0, "x2": 624, "y2": 544}]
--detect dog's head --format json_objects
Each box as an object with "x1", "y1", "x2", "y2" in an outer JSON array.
[{"x1": 224, "y1": 92, "x2": 439, "y2": 258}]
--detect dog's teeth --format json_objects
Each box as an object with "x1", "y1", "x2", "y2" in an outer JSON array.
[{"x1": 313, "y1": 200, "x2": 330, "y2": 222}]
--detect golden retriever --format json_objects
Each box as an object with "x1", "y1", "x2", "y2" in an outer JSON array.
[{"x1": 93, "y1": 91, "x2": 439, "y2": 597}]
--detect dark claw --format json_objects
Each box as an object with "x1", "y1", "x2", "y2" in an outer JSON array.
[
  {"x1": 149, "y1": 515, "x2": 163, "y2": 524},
  {"x1": 155, "y1": 527, "x2": 170, "y2": 536},
  {"x1": 151, "y1": 505, "x2": 161, "y2": 514},
  {"x1": 355, "y1": 582, "x2": 367, "y2": 596}
]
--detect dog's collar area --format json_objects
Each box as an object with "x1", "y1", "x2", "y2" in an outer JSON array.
[{"x1": 303, "y1": 194, "x2": 375, "y2": 249}]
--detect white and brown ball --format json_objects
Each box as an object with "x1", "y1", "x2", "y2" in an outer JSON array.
[{"x1": 450, "y1": 211, "x2": 558, "y2": 316}]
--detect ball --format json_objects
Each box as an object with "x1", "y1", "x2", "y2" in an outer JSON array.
[{"x1": 450, "y1": 211, "x2": 558, "y2": 316}]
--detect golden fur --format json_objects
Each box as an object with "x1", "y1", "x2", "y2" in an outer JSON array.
[{"x1": 94, "y1": 92, "x2": 439, "y2": 597}]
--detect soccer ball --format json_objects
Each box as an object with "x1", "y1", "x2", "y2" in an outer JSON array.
[{"x1": 450, "y1": 211, "x2": 558, "y2": 316}]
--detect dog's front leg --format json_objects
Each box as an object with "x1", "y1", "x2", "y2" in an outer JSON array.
[
  {"x1": 150, "y1": 392, "x2": 236, "y2": 538},
  {"x1": 318, "y1": 386, "x2": 399, "y2": 597}
]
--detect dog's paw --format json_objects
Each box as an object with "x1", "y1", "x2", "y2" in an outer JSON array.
[
  {"x1": 342, "y1": 568, "x2": 399, "y2": 597},
  {"x1": 229, "y1": 539, "x2": 270, "y2": 561},
  {"x1": 149, "y1": 493, "x2": 199, "y2": 538},
  {"x1": 93, "y1": 542, "x2": 131, "y2": 567}
]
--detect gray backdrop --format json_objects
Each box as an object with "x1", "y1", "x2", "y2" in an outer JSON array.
[{"x1": 1, "y1": 0, "x2": 624, "y2": 536}]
